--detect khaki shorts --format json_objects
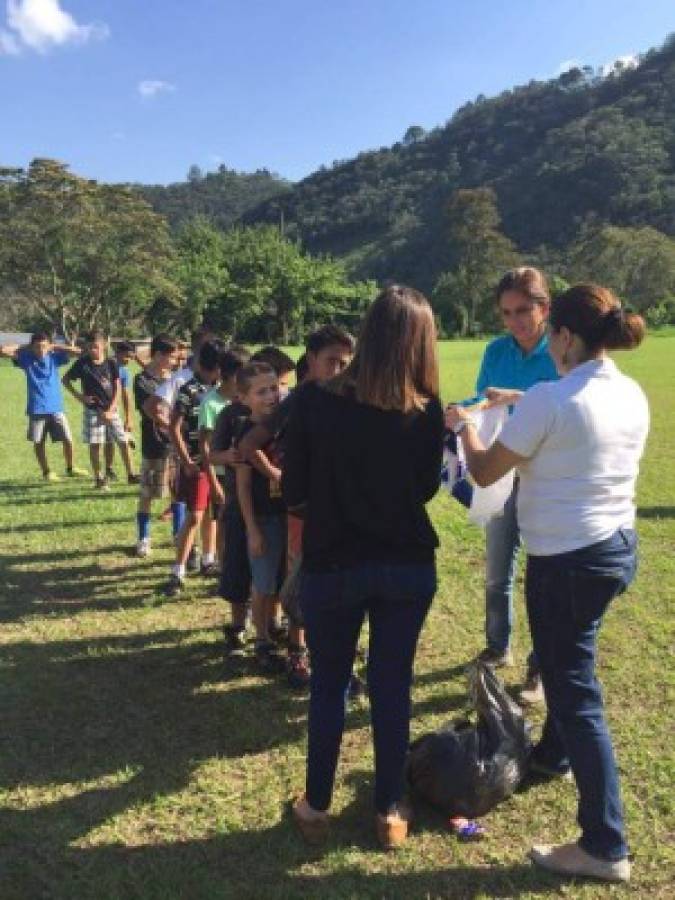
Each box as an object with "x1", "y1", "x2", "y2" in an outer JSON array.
[
  {"x1": 27, "y1": 413, "x2": 72, "y2": 444},
  {"x1": 139, "y1": 456, "x2": 176, "y2": 500}
]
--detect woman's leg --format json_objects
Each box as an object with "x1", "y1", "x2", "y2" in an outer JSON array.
[
  {"x1": 484, "y1": 485, "x2": 521, "y2": 656},
  {"x1": 526, "y1": 554, "x2": 629, "y2": 861},
  {"x1": 302, "y1": 571, "x2": 365, "y2": 812},
  {"x1": 367, "y1": 564, "x2": 435, "y2": 815}
]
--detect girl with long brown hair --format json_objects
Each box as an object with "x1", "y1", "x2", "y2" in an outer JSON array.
[{"x1": 282, "y1": 285, "x2": 444, "y2": 850}]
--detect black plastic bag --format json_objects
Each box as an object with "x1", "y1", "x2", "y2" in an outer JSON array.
[{"x1": 406, "y1": 662, "x2": 532, "y2": 817}]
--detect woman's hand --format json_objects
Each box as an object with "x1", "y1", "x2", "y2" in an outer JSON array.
[
  {"x1": 444, "y1": 404, "x2": 473, "y2": 431},
  {"x1": 484, "y1": 387, "x2": 524, "y2": 407}
]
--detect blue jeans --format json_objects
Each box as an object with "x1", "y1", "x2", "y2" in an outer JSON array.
[
  {"x1": 526, "y1": 527, "x2": 637, "y2": 861},
  {"x1": 300, "y1": 562, "x2": 436, "y2": 815},
  {"x1": 485, "y1": 483, "x2": 537, "y2": 671}
]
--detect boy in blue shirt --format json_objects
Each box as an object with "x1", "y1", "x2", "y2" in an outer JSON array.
[{"x1": 0, "y1": 331, "x2": 87, "y2": 481}]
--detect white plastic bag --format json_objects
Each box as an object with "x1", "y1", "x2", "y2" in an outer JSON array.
[{"x1": 442, "y1": 404, "x2": 514, "y2": 526}]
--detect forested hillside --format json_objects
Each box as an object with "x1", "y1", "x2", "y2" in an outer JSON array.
[
  {"x1": 138, "y1": 165, "x2": 290, "y2": 231},
  {"x1": 238, "y1": 35, "x2": 675, "y2": 292}
]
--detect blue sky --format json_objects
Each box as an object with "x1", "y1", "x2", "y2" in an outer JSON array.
[{"x1": 1, "y1": 1, "x2": 673, "y2": 185}]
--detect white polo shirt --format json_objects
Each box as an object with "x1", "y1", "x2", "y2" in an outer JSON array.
[{"x1": 498, "y1": 357, "x2": 649, "y2": 556}]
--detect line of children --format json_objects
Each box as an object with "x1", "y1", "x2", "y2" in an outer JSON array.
[{"x1": 0, "y1": 332, "x2": 88, "y2": 481}]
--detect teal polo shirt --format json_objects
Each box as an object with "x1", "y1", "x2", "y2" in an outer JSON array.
[{"x1": 475, "y1": 333, "x2": 559, "y2": 395}]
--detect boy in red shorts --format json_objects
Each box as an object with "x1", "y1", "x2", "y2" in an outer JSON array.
[{"x1": 163, "y1": 339, "x2": 221, "y2": 597}]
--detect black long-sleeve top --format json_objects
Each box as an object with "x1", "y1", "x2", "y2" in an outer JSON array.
[{"x1": 282, "y1": 381, "x2": 444, "y2": 572}]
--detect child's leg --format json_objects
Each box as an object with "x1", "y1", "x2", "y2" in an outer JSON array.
[
  {"x1": 89, "y1": 444, "x2": 102, "y2": 479},
  {"x1": 200, "y1": 510, "x2": 217, "y2": 565},
  {"x1": 105, "y1": 441, "x2": 115, "y2": 473},
  {"x1": 251, "y1": 589, "x2": 272, "y2": 641},
  {"x1": 137, "y1": 493, "x2": 152, "y2": 546},
  {"x1": 33, "y1": 437, "x2": 49, "y2": 476},
  {"x1": 62, "y1": 437, "x2": 75, "y2": 471},
  {"x1": 174, "y1": 509, "x2": 202, "y2": 573}
]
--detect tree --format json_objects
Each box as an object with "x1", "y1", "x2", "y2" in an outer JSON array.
[
  {"x1": 403, "y1": 125, "x2": 426, "y2": 145},
  {"x1": 0, "y1": 159, "x2": 176, "y2": 339},
  {"x1": 568, "y1": 224, "x2": 675, "y2": 312},
  {"x1": 442, "y1": 188, "x2": 520, "y2": 334},
  {"x1": 170, "y1": 216, "x2": 229, "y2": 333}
]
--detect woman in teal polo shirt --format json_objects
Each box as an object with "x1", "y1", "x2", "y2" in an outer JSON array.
[{"x1": 474, "y1": 268, "x2": 558, "y2": 704}]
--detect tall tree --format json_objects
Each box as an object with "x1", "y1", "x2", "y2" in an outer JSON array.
[
  {"x1": 0, "y1": 159, "x2": 176, "y2": 339},
  {"x1": 442, "y1": 188, "x2": 519, "y2": 335}
]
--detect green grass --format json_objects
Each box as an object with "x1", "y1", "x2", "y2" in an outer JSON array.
[{"x1": 1, "y1": 339, "x2": 674, "y2": 899}]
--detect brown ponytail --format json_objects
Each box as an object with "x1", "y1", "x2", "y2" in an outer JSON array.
[{"x1": 550, "y1": 284, "x2": 646, "y2": 352}]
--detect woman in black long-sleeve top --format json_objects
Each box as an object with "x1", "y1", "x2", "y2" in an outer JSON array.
[{"x1": 283, "y1": 285, "x2": 444, "y2": 850}]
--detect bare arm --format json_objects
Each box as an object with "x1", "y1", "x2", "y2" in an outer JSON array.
[
  {"x1": 142, "y1": 394, "x2": 170, "y2": 429},
  {"x1": 169, "y1": 409, "x2": 197, "y2": 475},
  {"x1": 62, "y1": 372, "x2": 87, "y2": 407},
  {"x1": 199, "y1": 428, "x2": 224, "y2": 503},
  {"x1": 445, "y1": 406, "x2": 526, "y2": 487},
  {"x1": 236, "y1": 464, "x2": 264, "y2": 557},
  {"x1": 0, "y1": 344, "x2": 20, "y2": 359},
  {"x1": 121, "y1": 385, "x2": 132, "y2": 429}
]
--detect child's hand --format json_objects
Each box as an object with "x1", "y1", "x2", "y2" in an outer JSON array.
[
  {"x1": 484, "y1": 387, "x2": 523, "y2": 407},
  {"x1": 248, "y1": 527, "x2": 265, "y2": 558},
  {"x1": 223, "y1": 447, "x2": 242, "y2": 466}
]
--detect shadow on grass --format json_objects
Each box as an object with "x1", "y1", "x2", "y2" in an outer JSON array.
[
  {"x1": 0, "y1": 543, "x2": 192, "y2": 622},
  {"x1": 637, "y1": 505, "x2": 675, "y2": 519},
  {"x1": 0, "y1": 627, "x2": 535, "y2": 899}
]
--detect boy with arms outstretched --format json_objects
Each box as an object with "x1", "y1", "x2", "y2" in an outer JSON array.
[{"x1": 0, "y1": 332, "x2": 87, "y2": 481}]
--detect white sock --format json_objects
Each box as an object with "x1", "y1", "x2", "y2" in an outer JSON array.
[
  {"x1": 172, "y1": 563, "x2": 185, "y2": 578},
  {"x1": 202, "y1": 553, "x2": 215, "y2": 566}
]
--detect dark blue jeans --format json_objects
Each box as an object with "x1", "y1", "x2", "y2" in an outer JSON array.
[
  {"x1": 300, "y1": 562, "x2": 436, "y2": 815},
  {"x1": 526, "y1": 527, "x2": 638, "y2": 861}
]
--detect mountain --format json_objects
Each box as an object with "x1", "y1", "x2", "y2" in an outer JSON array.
[
  {"x1": 240, "y1": 34, "x2": 675, "y2": 292},
  {"x1": 137, "y1": 165, "x2": 290, "y2": 232}
]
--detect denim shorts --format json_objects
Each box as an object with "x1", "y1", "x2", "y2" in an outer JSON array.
[{"x1": 248, "y1": 515, "x2": 287, "y2": 595}]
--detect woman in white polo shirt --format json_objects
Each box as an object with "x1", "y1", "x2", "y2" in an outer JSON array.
[{"x1": 446, "y1": 284, "x2": 648, "y2": 884}]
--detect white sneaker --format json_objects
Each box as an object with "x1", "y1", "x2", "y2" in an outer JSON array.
[
  {"x1": 135, "y1": 539, "x2": 151, "y2": 558},
  {"x1": 529, "y1": 841, "x2": 631, "y2": 883}
]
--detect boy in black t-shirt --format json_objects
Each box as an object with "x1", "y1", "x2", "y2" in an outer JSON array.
[
  {"x1": 63, "y1": 331, "x2": 138, "y2": 490},
  {"x1": 132, "y1": 334, "x2": 179, "y2": 557}
]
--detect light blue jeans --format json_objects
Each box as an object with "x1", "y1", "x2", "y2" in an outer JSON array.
[{"x1": 485, "y1": 482, "x2": 537, "y2": 672}]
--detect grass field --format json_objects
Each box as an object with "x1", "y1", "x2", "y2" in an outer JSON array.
[{"x1": 0, "y1": 338, "x2": 673, "y2": 899}]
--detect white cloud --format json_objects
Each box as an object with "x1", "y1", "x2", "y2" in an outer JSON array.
[
  {"x1": 0, "y1": 27, "x2": 20, "y2": 53},
  {"x1": 555, "y1": 58, "x2": 582, "y2": 76},
  {"x1": 2, "y1": 0, "x2": 108, "y2": 53},
  {"x1": 138, "y1": 79, "x2": 175, "y2": 99},
  {"x1": 600, "y1": 53, "x2": 639, "y2": 76}
]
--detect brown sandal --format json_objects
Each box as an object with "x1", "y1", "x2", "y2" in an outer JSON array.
[
  {"x1": 292, "y1": 796, "x2": 330, "y2": 845},
  {"x1": 376, "y1": 803, "x2": 413, "y2": 850}
]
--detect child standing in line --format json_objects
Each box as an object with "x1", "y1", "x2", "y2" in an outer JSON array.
[
  {"x1": 235, "y1": 362, "x2": 287, "y2": 673},
  {"x1": 105, "y1": 340, "x2": 137, "y2": 482},
  {"x1": 62, "y1": 331, "x2": 139, "y2": 491},
  {"x1": 0, "y1": 332, "x2": 87, "y2": 481},
  {"x1": 200, "y1": 347, "x2": 251, "y2": 572},
  {"x1": 132, "y1": 334, "x2": 180, "y2": 557},
  {"x1": 163, "y1": 339, "x2": 222, "y2": 596}
]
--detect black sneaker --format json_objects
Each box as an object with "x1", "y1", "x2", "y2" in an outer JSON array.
[
  {"x1": 287, "y1": 650, "x2": 311, "y2": 690},
  {"x1": 224, "y1": 625, "x2": 247, "y2": 660},
  {"x1": 95, "y1": 477, "x2": 111, "y2": 493},
  {"x1": 200, "y1": 560, "x2": 220, "y2": 577},
  {"x1": 475, "y1": 646, "x2": 514, "y2": 668},
  {"x1": 186, "y1": 547, "x2": 201, "y2": 573},
  {"x1": 163, "y1": 574, "x2": 184, "y2": 597},
  {"x1": 127, "y1": 473, "x2": 141, "y2": 485},
  {"x1": 106, "y1": 468, "x2": 118, "y2": 482},
  {"x1": 254, "y1": 641, "x2": 287, "y2": 674}
]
